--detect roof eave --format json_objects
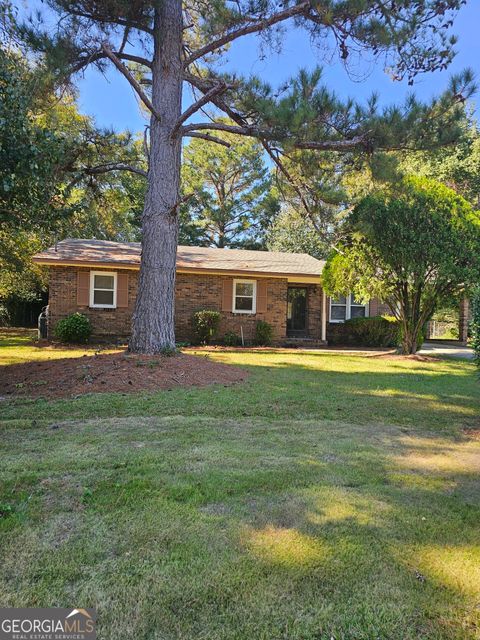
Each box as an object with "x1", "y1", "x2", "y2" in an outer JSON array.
[{"x1": 32, "y1": 257, "x2": 322, "y2": 280}]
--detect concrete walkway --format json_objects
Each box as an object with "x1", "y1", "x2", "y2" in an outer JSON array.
[{"x1": 418, "y1": 342, "x2": 474, "y2": 360}]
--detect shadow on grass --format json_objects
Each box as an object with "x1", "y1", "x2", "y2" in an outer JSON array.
[
  {"x1": 1, "y1": 349, "x2": 478, "y2": 433},
  {"x1": 0, "y1": 415, "x2": 479, "y2": 638}
]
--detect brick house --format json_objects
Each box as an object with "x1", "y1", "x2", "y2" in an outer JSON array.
[{"x1": 33, "y1": 239, "x2": 390, "y2": 345}]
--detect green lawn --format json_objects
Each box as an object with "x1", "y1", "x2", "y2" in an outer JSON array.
[{"x1": 1, "y1": 331, "x2": 479, "y2": 639}]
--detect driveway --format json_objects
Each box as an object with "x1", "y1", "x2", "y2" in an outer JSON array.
[{"x1": 419, "y1": 341, "x2": 474, "y2": 360}]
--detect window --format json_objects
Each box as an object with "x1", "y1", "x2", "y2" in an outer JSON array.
[
  {"x1": 329, "y1": 294, "x2": 368, "y2": 323},
  {"x1": 90, "y1": 271, "x2": 117, "y2": 308},
  {"x1": 233, "y1": 279, "x2": 256, "y2": 314},
  {"x1": 350, "y1": 295, "x2": 368, "y2": 319},
  {"x1": 330, "y1": 295, "x2": 347, "y2": 322}
]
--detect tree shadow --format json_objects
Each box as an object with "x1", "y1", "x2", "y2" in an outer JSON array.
[
  {"x1": 1, "y1": 412, "x2": 479, "y2": 638},
  {"x1": 187, "y1": 427, "x2": 480, "y2": 637},
  {"x1": 1, "y1": 349, "x2": 478, "y2": 434}
]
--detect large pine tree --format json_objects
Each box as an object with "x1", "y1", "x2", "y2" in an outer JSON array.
[{"x1": 17, "y1": 0, "x2": 474, "y2": 353}]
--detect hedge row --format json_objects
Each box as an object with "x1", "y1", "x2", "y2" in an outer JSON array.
[{"x1": 328, "y1": 315, "x2": 401, "y2": 347}]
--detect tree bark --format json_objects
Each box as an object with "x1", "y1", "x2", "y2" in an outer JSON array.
[{"x1": 129, "y1": 0, "x2": 183, "y2": 354}]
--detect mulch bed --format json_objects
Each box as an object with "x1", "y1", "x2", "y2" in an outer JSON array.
[{"x1": 0, "y1": 351, "x2": 247, "y2": 400}]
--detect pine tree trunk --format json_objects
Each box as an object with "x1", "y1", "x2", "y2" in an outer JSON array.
[{"x1": 130, "y1": 0, "x2": 183, "y2": 354}]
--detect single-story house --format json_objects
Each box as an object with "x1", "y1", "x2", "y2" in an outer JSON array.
[{"x1": 33, "y1": 238, "x2": 391, "y2": 344}]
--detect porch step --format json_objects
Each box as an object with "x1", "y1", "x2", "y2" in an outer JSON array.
[{"x1": 282, "y1": 337, "x2": 328, "y2": 349}]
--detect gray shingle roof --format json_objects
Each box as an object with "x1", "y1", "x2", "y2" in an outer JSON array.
[{"x1": 33, "y1": 238, "x2": 325, "y2": 277}]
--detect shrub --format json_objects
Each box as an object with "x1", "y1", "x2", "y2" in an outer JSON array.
[
  {"x1": 254, "y1": 320, "x2": 274, "y2": 346},
  {"x1": 471, "y1": 286, "x2": 480, "y2": 372},
  {"x1": 191, "y1": 310, "x2": 221, "y2": 345},
  {"x1": 223, "y1": 330, "x2": 240, "y2": 347},
  {"x1": 329, "y1": 315, "x2": 401, "y2": 347},
  {"x1": 54, "y1": 313, "x2": 91, "y2": 343}
]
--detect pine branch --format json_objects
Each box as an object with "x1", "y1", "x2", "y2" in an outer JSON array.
[
  {"x1": 110, "y1": 52, "x2": 152, "y2": 68},
  {"x1": 262, "y1": 141, "x2": 313, "y2": 218},
  {"x1": 84, "y1": 163, "x2": 147, "y2": 178},
  {"x1": 185, "y1": 72, "x2": 370, "y2": 151},
  {"x1": 182, "y1": 121, "x2": 369, "y2": 151},
  {"x1": 183, "y1": 132, "x2": 231, "y2": 148},
  {"x1": 65, "y1": 8, "x2": 154, "y2": 35},
  {"x1": 184, "y1": 1, "x2": 310, "y2": 67},
  {"x1": 295, "y1": 136, "x2": 368, "y2": 151},
  {"x1": 173, "y1": 82, "x2": 228, "y2": 135},
  {"x1": 184, "y1": 72, "x2": 246, "y2": 123},
  {"x1": 101, "y1": 43, "x2": 160, "y2": 120},
  {"x1": 71, "y1": 49, "x2": 152, "y2": 75},
  {"x1": 182, "y1": 122, "x2": 254, "y2": 136}
]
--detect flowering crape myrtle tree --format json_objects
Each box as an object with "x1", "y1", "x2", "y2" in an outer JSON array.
[{"x1": 20, "y1": 0, "x2": 474, "y2": 353}]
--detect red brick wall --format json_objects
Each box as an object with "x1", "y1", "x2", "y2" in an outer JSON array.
[
  {"x1": 368, "y1": 299, "x2": 394, "y2": 317},
  {"x1": 175, "y1": 273, "x2": 289, "y2": 343},
  {"x1": 47, "y1": 266, "x2": 325, "y2": 344},
  {"x1": 305, "y1": 285, "x2": 322, "y2": 340},
  {"x1": 48, "y1": 266, "x2": 136, "y2": 338},
  {"x1": 49, "y1": 265, "x2": 402, "y2": 345}
]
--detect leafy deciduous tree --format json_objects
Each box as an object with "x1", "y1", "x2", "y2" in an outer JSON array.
[
  {"x1": 0, "y1": 44, "x2": 145, "y2": 307},
  {"x1": 323, "y1": 177, "x2": 480, "y2": 354}
]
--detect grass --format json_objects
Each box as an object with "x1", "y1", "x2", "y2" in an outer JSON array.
[{"x1": 1, "y1": 330, "x2": 479, "y2": 639}]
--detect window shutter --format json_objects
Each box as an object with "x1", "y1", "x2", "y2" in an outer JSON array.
[
  {"x1": 256, "y1": 280, "x2": 268, "y2": 313},
  {"x1": 222, "y1": 279, "x2": 233, "y2": 312},
  {"x1": 117, "y1": 273, "x2": 129, "y2": 308},
  {"x1": 77, "y1": 271, "x2": 89, "y2": 306}
]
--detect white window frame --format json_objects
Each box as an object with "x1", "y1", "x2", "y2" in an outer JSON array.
[
  {"x1": 232, "y1": 279, "x2": 257, "y2": 314},
  {"x1": 329, "y1": 294, "x2": 369, "y2": 323},
  {"x1": 90, "y1": 271, "x2": 117, "y2": 309}
]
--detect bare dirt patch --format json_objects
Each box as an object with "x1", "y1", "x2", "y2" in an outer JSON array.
[{"x1": 0, "y1": 351, "x2": 247, "y2": 399}]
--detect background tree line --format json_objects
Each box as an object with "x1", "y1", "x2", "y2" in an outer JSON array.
[{"x1": 2, "y1": 32, "x2": 480, "y2": 326}]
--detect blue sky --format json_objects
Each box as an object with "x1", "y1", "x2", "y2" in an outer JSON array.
[{"x1": 36, "y1": 2, "x2": 480, "y2": 132}]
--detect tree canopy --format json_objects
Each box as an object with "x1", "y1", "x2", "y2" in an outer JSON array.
[
  {"x1": 401, "y1": 115, "x2": 480, "y2": 209},
  {"x1": 0, "y1": 40, "x2": 145, "y2": 307},
  {"x1": 266, "y1": 206, "x2": 329, "y2": 259},
  {"x1": 323, "y1": 176, "x2": 480, "y2": 354}
]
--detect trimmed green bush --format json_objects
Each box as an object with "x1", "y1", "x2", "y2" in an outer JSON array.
[
  {"x1": 254, "y1": 320, "x2": 274, "y2": 346},
  {"x1": 223, "y1": 331, "x2": 240, "y2": 347},
  {"x1": 328, "y1": 315, "x2": 401, "y2": 347},
  {"x1": 54, "y1": 313, "x2": 91, "y2": 343},
  {"x1": 191, "y1": 310, "x2": 221, "y2": 345}
]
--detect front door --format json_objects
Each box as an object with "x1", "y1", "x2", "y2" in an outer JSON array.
[{"x1": 287, "y1": 287, "x2": 308, "y2": 337}]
